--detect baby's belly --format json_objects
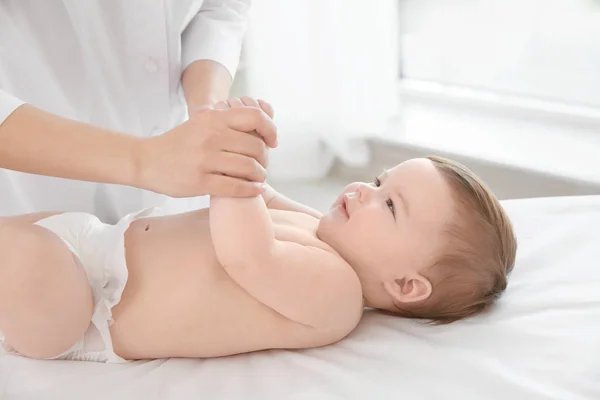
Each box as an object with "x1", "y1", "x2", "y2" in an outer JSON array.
[{"x1": 108, "y1": 210, "x2": 304, "y2": 359}]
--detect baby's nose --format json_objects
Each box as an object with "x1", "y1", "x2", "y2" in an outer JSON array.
[
  {"x1": 356, "y1": 182, "x2": 374, "y2": 202},
  {"x1": 343, "y1": 182, "x2": 362, "y2": 195}
]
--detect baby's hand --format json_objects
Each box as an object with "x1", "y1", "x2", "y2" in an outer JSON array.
[
  {"x1": 210, "y1": 97, "x2": 275, "y2": 174},
  {"x1": 213, "y1": 97, "x2": 274, "y2": 120},
  {"x1": 260, "y1": 183, "x2": 279, "y2": 205}
]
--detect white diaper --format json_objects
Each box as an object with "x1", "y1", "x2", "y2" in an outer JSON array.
[{"x1": 0, "y1": 207, "x2": 162, "y2": 363}]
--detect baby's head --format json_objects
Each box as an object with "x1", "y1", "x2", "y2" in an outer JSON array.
[{"x1": 317, "y1": 156, "x2": 516, "y2": 323}]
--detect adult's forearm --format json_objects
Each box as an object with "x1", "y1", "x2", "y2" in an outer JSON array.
[
  {"x1": 0, "y1": 104, "x2": 142, "y2": 187},
  {"x1": 182, "y1": 59, "x2": 233, "y2": 114}
]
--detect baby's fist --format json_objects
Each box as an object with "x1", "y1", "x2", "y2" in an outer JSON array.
[{"x1": 213, "y1": 97, "x2": 274, "y2": 120}]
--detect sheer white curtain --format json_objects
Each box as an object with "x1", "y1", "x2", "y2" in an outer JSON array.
[{"x1": 238, "y1": 0, "x2": 400, "y2": 180}]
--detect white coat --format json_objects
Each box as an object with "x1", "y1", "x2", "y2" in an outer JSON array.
[{"x1": 0, "y1": 0, "x2": 249, "y2": 222}]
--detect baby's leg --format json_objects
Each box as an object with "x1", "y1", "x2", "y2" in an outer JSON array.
[{"x1": 0, "y1": 220, "x2": 93, "y2": 359}]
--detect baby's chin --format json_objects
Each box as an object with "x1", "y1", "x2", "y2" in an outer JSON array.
[
  {"x1": 315, "y1": 214, "x2": 328, "y2": 240},
  {"x1": 315, "y1": 209, "x2": 340, "y2": 242}
]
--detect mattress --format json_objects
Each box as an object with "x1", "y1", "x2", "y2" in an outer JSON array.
[{"x1": 1, "y1": 195, "x2": 599, "y2": 400}]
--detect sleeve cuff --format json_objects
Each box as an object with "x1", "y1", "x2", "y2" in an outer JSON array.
[
  {"x1": 0, "y1": 90, "x2": 25, "y2": 125},
  {"x1": 181, "y1": 2, "x2": 249, "y2": 80}
]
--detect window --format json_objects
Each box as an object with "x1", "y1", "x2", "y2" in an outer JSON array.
[{"x1": 399, "y1": 0, "x2": 600, "y2": 108}]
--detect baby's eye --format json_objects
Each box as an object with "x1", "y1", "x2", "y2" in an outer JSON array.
[
  {"x1": 373, "y1": 177, "x2": 381, "y2": 187},
  {"x1": 386, "y1": 199, "x2": 395, "y2": 216}
]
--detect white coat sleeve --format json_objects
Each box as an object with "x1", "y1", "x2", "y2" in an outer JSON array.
[
  {"x1": 181, "y1": 0, "x2": 251, "y2": 80},
  {"x1": 0, "y1": 90, "x2": 25, "y2": 125}
]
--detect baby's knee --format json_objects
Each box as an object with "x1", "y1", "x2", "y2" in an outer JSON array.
[
  {"x1": 0, "y1": 224, "x2": 47, "y2": 299},
  {"x1": 0, "y1": 223, "x2": 93, "y2": 358},
  {"x1": 0, "y1": 224, "x2": 69, "y2": 298}
]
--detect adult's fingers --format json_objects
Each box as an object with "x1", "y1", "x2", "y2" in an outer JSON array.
[
  {"x1": 224, "y1": 107, "x2": 278, "y2": 149},
  {"x1": 213, "y1": 101, "x2": 230, "y2": 110},
  {"x1": 226, "y1": 97, "x2": 245, "y2": 109},
  {"x1": 210, "y1": 151, "x2": 267, "y2": 183},
  {"x1": 241, "y1": 97, "x2": 275, "y2": 120},
  {"x1": 214, "y1": 97, "x2": 274, "y2": 120},
  {"x1": 257, "y1": 99, "x2": 274, "y2": 119},
  {"x1": 221, "y1": 129, "x2": 268, "y2": 169},
  {"x1": 239, "y1": 96, "x2": 260, "y2": 108},
  {"x1": 205, "y1": 174, "x2": 264, "y2": 198}
]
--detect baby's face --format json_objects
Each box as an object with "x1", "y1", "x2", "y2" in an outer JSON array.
[{"x1": 317, "y1": 158, "x2": 455, "y2": 306}]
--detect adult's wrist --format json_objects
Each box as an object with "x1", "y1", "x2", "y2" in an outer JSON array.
[{"x1": 128, "y1": 136, "x2": 157, "y2": 192}]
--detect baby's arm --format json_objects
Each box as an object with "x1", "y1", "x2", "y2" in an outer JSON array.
[
  {"x1": 209, "y1": 196, "x2": 362, "y2": 331},
  {"x1": 261, "y1": 184, "x2": 322, "y2": 218},
  {"x1": 210, "y1": 195, "x2": 275, "y2": 267}
]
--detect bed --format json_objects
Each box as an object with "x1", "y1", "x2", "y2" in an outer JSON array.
[{"x1": 1, "y1": 194, "x2": 599, "y2": 400}]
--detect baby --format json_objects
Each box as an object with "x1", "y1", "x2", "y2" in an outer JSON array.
[{"x1": 0, "y1": 156, "x2": 517, "y2": 363}]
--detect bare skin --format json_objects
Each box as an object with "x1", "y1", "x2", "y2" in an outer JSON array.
[
  {"x1": 0, "y1": 157, "x2": 454, "y2": 361},
  {"x1": 0, "y1": 207, "x2": 362, "y2": 360},
  {"x1": 0, "y1": 189, "x2": 363, "y2": 361},
  {"x1": 112, "y1": 208, "x2": 362, "y2": 360}
]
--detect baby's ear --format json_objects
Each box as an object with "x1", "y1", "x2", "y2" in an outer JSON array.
[{"x1": 383, "y1": 275, "x2": 432, "y2": 304}]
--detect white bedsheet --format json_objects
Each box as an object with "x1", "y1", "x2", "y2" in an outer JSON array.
[{"x1": 1, "y1": 195, "x2": 599, "y2": 400}]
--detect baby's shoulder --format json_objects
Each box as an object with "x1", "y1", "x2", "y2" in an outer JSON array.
[
  {"x1": 285, "y1": 244, "x2": 361, "y2": 302},
  {"x1": 284, "y1": 239, "x2": 348, "y2": 266},
  {"x1": 275, "y1": 238, "x2": 356, "y2": 282}
]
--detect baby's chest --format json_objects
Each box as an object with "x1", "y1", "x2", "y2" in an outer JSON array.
[
  {"x1": 272, "y1": 223, "x2": 321, "y2": 248},
  {"x1": 270, "y1": 211, "x2": 324, "y2": 248}
]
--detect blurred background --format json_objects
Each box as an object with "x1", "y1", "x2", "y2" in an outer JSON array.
[{"x1": 232, "y1": 0, "x2": 600, "y2": 211}]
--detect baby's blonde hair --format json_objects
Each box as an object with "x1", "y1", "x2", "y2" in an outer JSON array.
[{"x1": 394, "y1": 156, "x2": 517, "y2": 324}]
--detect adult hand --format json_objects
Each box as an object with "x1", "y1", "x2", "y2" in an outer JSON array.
[{"x1": 135, "y1": 100, "x2": 277, "y2": 198}]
